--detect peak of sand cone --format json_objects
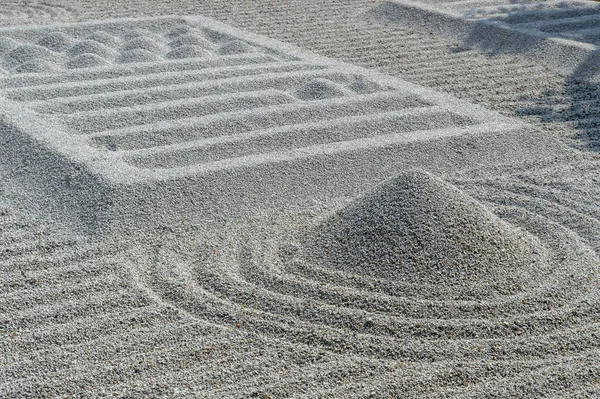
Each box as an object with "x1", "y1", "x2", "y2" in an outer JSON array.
[{"x1": 305, "y1": 170, "x2": 541, "y2": 284}]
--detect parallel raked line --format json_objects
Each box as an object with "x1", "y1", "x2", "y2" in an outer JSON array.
[
  {"x1": 314, "y1": 351, "x2": 600, "y2": 399},
  {"x1": 492, "y1": 6, "x2": 600, "y2": 24},
  {"x1": 122, "y1": 104, "x2": 449, "y2": 156},
  {"x1": 125, "y1": 108, "x2": 471, "y2": 168},
  {"x1": 514, "y1": 13, "x2": 600, "y2": 32},
  {"x1": 7, "y1": 309, "x2": 600, "y2": 396},
  {"x1": 64, "y1": 89, "x2": 296, "y2": 134},
  {"x1": 0, "y1": 261, "x2": 124, "y2": 294},
  {"x1": 89, "y1": 92, "x2": 425, "y2": 150},
  {"x1": 2, "y1": 60, "x2": 317, "y2": 101},
  {"x1": 2, "y1": 306, "x2": 183, "y2": 355},
  {"x1": 4, "y1": 333, "x2": 376, "y2": 398},
  {"x1": 0, "y1": 289, "x2": 152, "y2": 332},
  {"x1": 115, "y1": 359, "x2": 389, "y2": 399},
  {"x1": 181, "y1": 0, "x2": 599, "y2": 149},
  {"x1": 25, "y1": 68, "x2": 350, "y2": 114},
  {"x1": 0, "y1": 52, "x2": 282, "y2": 89},
  {"x1": 0, "y1": 245, "x2": 110, "y2": 273},
  {"x1": 0, "y1": 274, "x2": 124, "y2": 313},
  {"x1": 3, "y1": 320, "x2": 278, "y2": 387},
  {"x1": 1, "y1": 237, "x2": 76, "y2": 259}
]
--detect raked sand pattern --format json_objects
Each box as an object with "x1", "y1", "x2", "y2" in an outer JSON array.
[
  {"x1": 1, "y1": 5, "x2": 600, "y2": 399},
  {"x1": 0, "y1": 1, "x2": 76, "y2": 26},
  {"x1": 373, "y1": 0, "x2": 600, "y2": 74},
  {"x1": 113, "y1": 165, "x2": 600, "y2": 397},
  {"x1": 3, "y1": 160, "x2": 600, "y2": 397},
  {"x1": 0, "y1": 16, "x2": 561, "y2": 233},
  {"x1": 1, "y1": 0, "x2": 598, "y2": 149}
]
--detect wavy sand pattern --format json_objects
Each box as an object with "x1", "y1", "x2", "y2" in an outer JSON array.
[
  {"x1": 0, "y1": 2, "x2": 599, "y2": 398},
  {"x1": 128, "y1": 164, "x2": 600, "y2": 397}
]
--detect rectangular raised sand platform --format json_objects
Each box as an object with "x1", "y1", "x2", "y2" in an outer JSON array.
[
  {"x1": 373, "y1": 0, "x2": 600, "y2": 75},
  {"x1": 0, "y1": 16, "x2": 568, "y2": 233}
]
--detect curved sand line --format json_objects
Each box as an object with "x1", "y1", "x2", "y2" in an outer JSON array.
[
  {"x1": 126, "y1": 170, "x2": 600, "y2": 395},
  {"x1": 0, "y1": 5, "x2": 599, "y2": 397}
]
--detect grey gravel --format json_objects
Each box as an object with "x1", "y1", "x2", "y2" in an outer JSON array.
[{"x1": 0, "y1": 0, "x2": 599, "y2": 398}]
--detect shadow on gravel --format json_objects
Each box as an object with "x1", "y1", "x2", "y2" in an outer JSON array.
[
  {"x1": 461, "y1": 8, "x2": 600, "y2": 152},
  {"x1": 553, "y1": 55, "x2": 600, "y2": 152},
  {"x1": 515, "y1": 53, "x2": 600, "y2": 152}
]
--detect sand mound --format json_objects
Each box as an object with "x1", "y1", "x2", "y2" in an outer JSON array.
[
  {"x1": 165, "y1": 44, "x2": 210, "y2": 59},
  {"x1": 37, "y1": 32, "x2": 74, "y2": 52},
  {"x1": 116, "y1": 48, "x2": 162, "y2": 63},
  {"x1": 85, "y1": 31, "x2": 121, "y2": 48},
  {"x1": 347, "y1": 77, "x2": 384, "y2": 94},
  {"x1": 13, "y1": 59, "x2": 60, "y2": 74},
  {"x1": 121, "y1": 37, "x2": 165, "y2": 53},
  {"x1": 202, "y1": 28, "x2": 236, "y2": 44},
  {"x1": 293, "y1": 78, "x2": 349, "y2": 100},
  {"x1": 122, "y1": 28, "x2": 155, "y2": 41},
  {"x1": 3, "y1": 44, "x2": 57, "y2": 68},
  {"x1": 168, "y1": 34, "x2": 214, "y2": 49},
  {"x1": 67, "y1": 40, "x2": 117, "y2": 59},
  {"x1": 128, "y1": 164, "x2": 600, "y2": 397},
  {"x1": 0, "y1": 37, "x2": 19, "y2": 54},
  {"x1": 218, "y1": 40, "x2": 256, "y2": 55},
  {"x1": 305, "y1": 170, "x2": 541, "y2": 284},
  {"x1": 165, "y1": 24, "x2": 201, "y2": 40},
  {"x1": 1, "y1": 12, "x2": 599, "y2": 398},
  {"x1": 66, "y1": 53, "x2": 108, "y2": 69},
  {"x1": 0, "y1": 16, "x2": 556, "y2": 234}
]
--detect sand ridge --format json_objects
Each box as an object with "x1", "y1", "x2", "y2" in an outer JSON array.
[{"x1": 0, "y1": 1, "x2": 599, "y2": 398}]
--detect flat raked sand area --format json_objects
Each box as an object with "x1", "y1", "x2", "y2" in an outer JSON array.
[{"x1": 1, "y1": 0, "x2": 599, "y2": 398}]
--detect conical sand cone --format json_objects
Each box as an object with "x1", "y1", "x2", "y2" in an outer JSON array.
[{"x1": 304, "y1": 170, "x2": 542, "y2": 284}]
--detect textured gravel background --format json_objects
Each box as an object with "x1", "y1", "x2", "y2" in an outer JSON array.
[{"x1": 1, "y1": 1, "x2": 599, "y2": 398}]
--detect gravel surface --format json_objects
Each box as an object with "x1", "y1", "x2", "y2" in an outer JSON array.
[{"x1": 0, "y1": 1, "x2": 599, "y2": 398}]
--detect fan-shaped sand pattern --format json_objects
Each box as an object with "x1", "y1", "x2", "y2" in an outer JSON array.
[
  {"x1": 164, "y1": 24, "x2": 200, "y2": 40},
  {"x1": 116, "y1": 48, "x2": 161, "y2": 64},
  {"x1": 218, "y1": 40, "x2": 256, "y2": 55},
  {"x1": 130, "y1": 169, "x2": 600, "y2": 393},
  {"x1": 121, "y1": 37, "x2": 166, "y2": 54},
  {"x1": 165, "y1": 44, "x2": 211, "y2": 59},
  {"x1": 66, "y1": 40, "x2": 117, "y2": 60},
  {"x1": 294, "y1": 78, "x2": 350, "y2": 100},
  {"x1": 168, "y1": 34, "x2": 215, "y2": 49},
  {"x1": 85, "y1": 31, "x2": 121, "y2": 48}
]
